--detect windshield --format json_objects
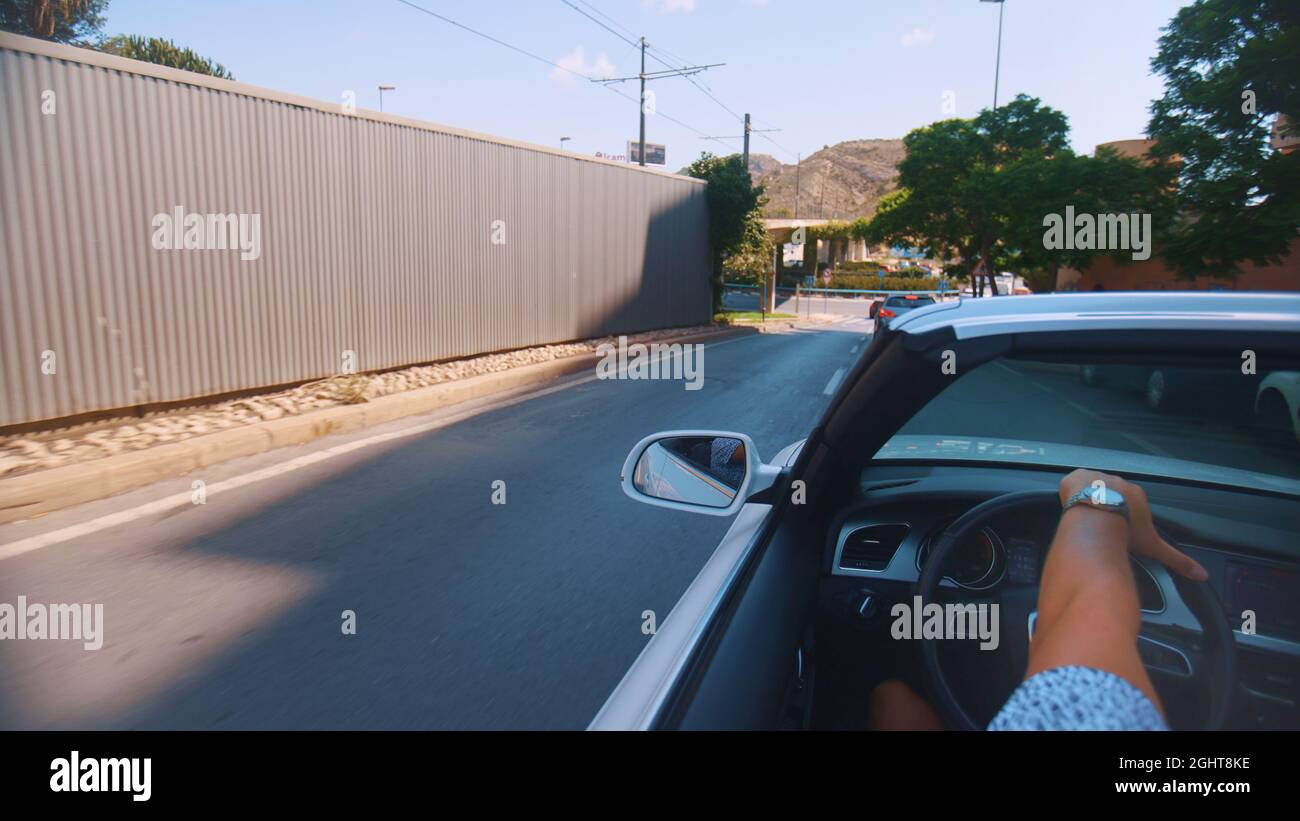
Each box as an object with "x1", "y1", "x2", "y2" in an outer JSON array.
[
  {"x1": 876, "y1": 357, "x2": 1300, "y2": 495},
  {"x1": 886, "y1": 296, "x2": 935, "y2": 308}
]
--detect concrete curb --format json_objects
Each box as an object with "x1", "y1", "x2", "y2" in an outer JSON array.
[{"x1": 0, "y1": 326, "x2": 755, "y2": 524}]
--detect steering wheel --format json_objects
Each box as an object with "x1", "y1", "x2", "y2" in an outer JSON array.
[{"x1": 916, "y1": 489, "x2": 1236, "y2": 730}]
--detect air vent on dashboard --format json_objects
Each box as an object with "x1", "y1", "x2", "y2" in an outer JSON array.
[{"x1": 840, "y1": 524, "x2": 910, "y2": 571}]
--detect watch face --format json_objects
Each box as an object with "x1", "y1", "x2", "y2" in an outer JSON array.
[{"x1": 1087, "y1": 486, "x2": 1124, "y2": 507}]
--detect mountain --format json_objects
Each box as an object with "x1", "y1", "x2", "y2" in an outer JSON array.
[{"x1": 747, "y1": 139, "x2": 906, "y2": 221}]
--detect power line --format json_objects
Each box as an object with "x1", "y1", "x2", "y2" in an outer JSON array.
[
  {"x1": 560, "y1": 0, "x2": 639, "y2": 49},
  {"x1": 393, "y1": 0, "x2": 730, "y2": 149},
  {"x1": 648, "y1": 45, "x2": 795, "y2": 160},
  {"x1": 558, "y1": 0, "x2": 797, "y2": 161},
  {"x1": 573, "y1": 0, "x2": 640, "y2": 42},
  {"x1": 596, "y1": 37, "x2": 724, "y2": 166},
  {"x1": 395, "y1": 0, "x2": 586, "y2": 81},
  {"x1": 557, "y1": 1, "x2": 738, "y2": 160}
]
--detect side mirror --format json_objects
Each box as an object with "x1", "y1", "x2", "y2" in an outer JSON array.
[
  {"x1": 620, "y1": 431, "x2": 781, "y2": 517},
  {"x1": 869, "y1": 300, "x2": 880, "y2": 319}
]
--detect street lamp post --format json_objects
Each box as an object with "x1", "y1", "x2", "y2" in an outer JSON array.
[
  {"x1": 979, "y1": 0, "x2": 1005, "y2": 299},
  {"x1": 378, "y1": 84, "x2": 396, "y2": 113},
  {"x1": 560, "y1": 136, "x2": 571, "y2": 151},
  {"x1": 980, "y1": 0, "x2": 1006, "y2": 110}
]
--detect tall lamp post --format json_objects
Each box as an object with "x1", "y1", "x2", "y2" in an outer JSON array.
[
  {"x1": 560, "y1": 136, "x2": 571, "y2": 151},
  {"x1": 979, "y1": 0, "x2": 1005, "y2": 297},
  {"x1": 980, "y1": 0, "x2": 1005, "y2": 110},
  {"x1": 378, "y1": 84, "x2": 396, "y2": 113}
]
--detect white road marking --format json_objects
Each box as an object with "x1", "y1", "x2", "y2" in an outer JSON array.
[
  {"x1": 824, "y1": 367, "x2": 847, "y2": 395},
  {"x1": 0, "y1": 332, "x2": 766, "y2": 561}
]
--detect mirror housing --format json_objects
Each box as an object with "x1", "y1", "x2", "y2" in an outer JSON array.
[{"x1": 620, "y1": 431, "x2": 782, "y2": 517}]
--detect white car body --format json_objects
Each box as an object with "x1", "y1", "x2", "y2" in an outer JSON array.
[{"x1": 594, "y1": 292, "x2": 1300, "y2": 730}]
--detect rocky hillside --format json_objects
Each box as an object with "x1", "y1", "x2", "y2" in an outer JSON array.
[{"x1": 748, "y1": 138, "x2": 905, "y2": 220}]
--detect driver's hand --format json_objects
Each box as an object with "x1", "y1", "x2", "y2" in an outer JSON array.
[{"x1": 1059, "y1": 469, "x2": 1209, "y2": 582}]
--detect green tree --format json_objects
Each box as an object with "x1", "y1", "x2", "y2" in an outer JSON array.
[
  {"x1": 1147, "y1": 0, "x2": 1300, "y2": 279},
  {"x1": 995, "y1": 149, "x2": 1173, "y2": 292},
  {"x1": 686, "y1": 152, "x2": 765, "y2": 312},
  {"x1": 865, "y1": 94, "x2": 1165, "y2": 295},
  {"x1": 0, "y1": 0, "x2": 107, "y2": 43},
  {"x1": 723, "y1": 208, "x2": 776, "y2": 284},
  {"x1": 96, "y1": 34, "x2": 235, "y2": 79}
]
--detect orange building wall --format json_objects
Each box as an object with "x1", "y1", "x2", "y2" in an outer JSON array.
[{"x1": 1059, "y1": 239, "x2": 1300, "y2": 292}]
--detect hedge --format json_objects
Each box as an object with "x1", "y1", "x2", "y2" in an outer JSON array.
[
  {"x1": 824, "y1": 274, "x2": 941, "y2": 292},
  {"x1": 832, "y1": 260, "x2": 884, "y2": 273}
]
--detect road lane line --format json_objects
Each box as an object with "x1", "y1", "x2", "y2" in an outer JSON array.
[
  {"x1": 0, "y1": 332, "x2": 772, "y2": 561},
  {"x1": 824, "y1": 367, "x2": 847, "y2": 395},
  {"x1": 990, "y1": 362, "x2": 1176, "y2": 458},
  {"x1": 991, "y1": 361, "x2": 1102, "y2": 419}
]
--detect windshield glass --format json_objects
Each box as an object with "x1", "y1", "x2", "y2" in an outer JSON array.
[
  {"x1": 886, "y1": 296, "x2": 934, "y2": 308},
  {"x1": 876, "y1": 357, "x2": 1300, "y2": 496}
]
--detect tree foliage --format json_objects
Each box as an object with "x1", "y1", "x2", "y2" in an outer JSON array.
[
  {"x1": 0, "y1": 0, "x2": 107, "y2": 43},
  {"x1": 724, "y1": 207, "x2": 775, "y2": 281},
  {"x1": 97, "y1": 34, "x2": 235, "y2": 79},
  {"x1": 0, "y1": 2, "x2": 236, "y2": 80},
  {"x1": 1146, "y1": 0, "x2": 1300, "y2": 279},
  {"x1": 686, "y1": 152, "x2": 766, "y2": 311},
  {"x1": 864, "y1": 94, "x2": 1167, "y2": 294}
]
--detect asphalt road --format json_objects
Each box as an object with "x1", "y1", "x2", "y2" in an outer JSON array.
[
  {"x1": 0, "y1": 319, "x2": 872, "y2": 730},
  {"x1": 2, "y1": 315, "x2": 1288, "y2": 730}
]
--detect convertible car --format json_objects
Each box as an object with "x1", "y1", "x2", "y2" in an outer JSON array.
[{"x1": 593, "y1": 292, "x2": 1300, "y2": 731}]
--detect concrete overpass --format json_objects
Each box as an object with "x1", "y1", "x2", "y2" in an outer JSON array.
[{"x1": 757, "y1": 219, "x2": 885, "y2": 311}]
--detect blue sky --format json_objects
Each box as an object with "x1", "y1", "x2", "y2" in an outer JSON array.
[{"x1": 102, "y1": 0, "x2": 1192, "y2": 166}]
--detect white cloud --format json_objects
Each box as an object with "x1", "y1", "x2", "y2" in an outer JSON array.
[
  {"x1": 900, "y1": 27, "x2": 935, "y2": 48},
  {"x1": 550, "y1": 46, "x2": 616, "y2": 83},
  {"x1": 643, "y1": 0, "x2": 698, "y2": 13}
]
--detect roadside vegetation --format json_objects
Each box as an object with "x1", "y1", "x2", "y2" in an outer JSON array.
[
  {"x1": 1, "y1": 0, "x2": 235, "y2": 78},
  {"x1": 862, "y1": 0, "x2": 1297, "y2": 293},
  {"x1": 713, "y1": 311, "x2": 797, "y2": 324}
]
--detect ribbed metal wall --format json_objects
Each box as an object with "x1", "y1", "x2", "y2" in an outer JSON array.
[{"x1": 0, "y1": 33, "x2": 711, "y2": 427}]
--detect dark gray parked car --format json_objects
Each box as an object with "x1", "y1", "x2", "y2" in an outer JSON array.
[{"x1": 872, "y1": 294, "x2": 936, "y2": 333}]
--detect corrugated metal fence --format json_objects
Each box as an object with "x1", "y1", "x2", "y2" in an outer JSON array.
[{"x1": 0, "y1": 33, "x2": 711, "y2": 428}]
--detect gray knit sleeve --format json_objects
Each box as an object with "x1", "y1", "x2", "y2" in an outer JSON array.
[{"x1": 988, "y1": 665, "x2": 1168, "y2": 731}]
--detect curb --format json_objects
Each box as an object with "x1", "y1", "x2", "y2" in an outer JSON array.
[{"x1": 0, "y1": 326, "x2": 755, "y2": 524}]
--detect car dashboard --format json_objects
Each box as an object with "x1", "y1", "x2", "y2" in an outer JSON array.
[{"x1": 814, "y1": 462, "x2": 1300, "y2": 730}]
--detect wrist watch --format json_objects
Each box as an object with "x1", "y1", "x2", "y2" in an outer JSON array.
[{"x1": 1062, "y1": 485, "x2": 1130, "y2": 522}]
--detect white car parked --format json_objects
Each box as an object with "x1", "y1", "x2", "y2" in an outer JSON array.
[{"x1": 1257, "y1": 371, "x2": 1300, "y2": 445}]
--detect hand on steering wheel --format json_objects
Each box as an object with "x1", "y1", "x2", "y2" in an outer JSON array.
[
  {"x1": 1057, "y1": 469, "x2": 1207, "y2": 583},
  {"x1": 917, "y1": 479, "x2": 1235, "y2": 731}
]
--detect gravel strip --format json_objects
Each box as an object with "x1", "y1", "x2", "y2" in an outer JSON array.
[{"x1": 0, "y1": 324, "x2": 723, "y2": 478}]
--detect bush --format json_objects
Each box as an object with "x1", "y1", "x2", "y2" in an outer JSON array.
[
  {"x1": 833, "y1": 260, "x2": 883, "y2": 273},
  {"x1": 724, "y1": 270, "x2": 762, "y2": 286},
  {"x1": 824, "y1": 274, "x2": 944, "y2": 292}
]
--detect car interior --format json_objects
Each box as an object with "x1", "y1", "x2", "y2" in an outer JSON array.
[{"x1": 654, "y1": 326, "x2": 1300, "y2": 731}]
